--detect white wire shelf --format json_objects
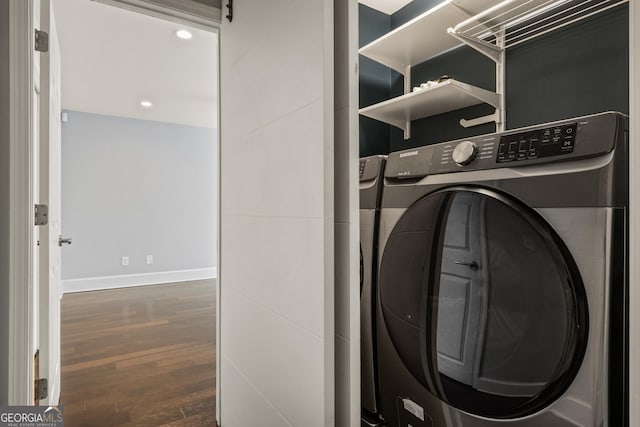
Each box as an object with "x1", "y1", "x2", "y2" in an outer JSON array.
[
  {"x1": 359, "y1": 79, "x2": 501, "y2": 138},
  {"x1": 358, "y1": 0, "x2": 503, "y2": 75},
  {"x1": 448, "y1": 0, "x2": 629, "y2": 62}
]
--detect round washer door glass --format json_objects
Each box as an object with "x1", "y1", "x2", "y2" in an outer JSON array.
[{"x1": 378, "y1": 188, "x2": 588, "y2": 419}]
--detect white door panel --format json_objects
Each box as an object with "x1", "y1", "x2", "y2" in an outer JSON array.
[
  {"x1": 219, "y1": 0, "x2": 335, "y2": 425},
  {"x1": 38, "y1": 0, "x2": 62, "y2": 405},
  {"x1": 32, "y1": 0, "x2": 41, "y2": 405},
  {"x1": 437, "y1": 192, "x2": 486, "y2": 387}
]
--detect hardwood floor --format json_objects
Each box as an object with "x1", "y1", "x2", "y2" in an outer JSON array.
[{"x1": 60, "y1": 280, "x2": 216, "y2": 427}]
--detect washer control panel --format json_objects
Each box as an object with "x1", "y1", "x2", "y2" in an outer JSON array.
[
  {"x1": 360, "y1": 155, "x2": 386, "y2": 182},
  {"x1": 360, "y1": 155, "x2": 387, "y2": 209},
  {"x1": 384, "y1": 112, "x2": 622, "y2": 179},
  {"x1": 497, "y1": 123, "x2": 576, "y2": 163},
  {"x1": 431, "y1": 136, "x2": 498, "y2": 174}
]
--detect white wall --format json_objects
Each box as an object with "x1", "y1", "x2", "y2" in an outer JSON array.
[
  {"x1": 61, "y1": 110, "x2": 217, "y2": 292},
  {"x1": 334, "y1": 0, "x2": 360, "y2": 426},
  {"x1": 219, "y1": 0, "x2": 336, "y2": 425},
  {"x1": 0, "y1": 0, "x2": 10, "y2": 406}
]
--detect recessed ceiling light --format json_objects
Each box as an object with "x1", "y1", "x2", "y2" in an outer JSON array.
[
  {"x1": 140, "y1": 100, "x2": 153, "y2": 108},
  {"x1": 176, "y1": 30, "x2": 193, "y2": 40}
]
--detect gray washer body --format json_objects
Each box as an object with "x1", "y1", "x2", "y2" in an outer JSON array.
[
  {"x1": 376, "y1": 112, "x2": 628, "y2": 427},
  {"x1": 360, "y1": 155, "x2": 386, "y2": 425}
]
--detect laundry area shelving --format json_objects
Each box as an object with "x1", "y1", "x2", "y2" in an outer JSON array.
[
  {"x1": 359, "y1": 0, "x2": 629, "y2": 139},
  {"x1": 359, "y1": 79, "x2": 501, "y2": 137},
  {"x1": 358, "y1": 1, "x2": 631, "y2": 427},
  {"x1": 358, "y1": 0, "x2": 501, "y2": 73}
]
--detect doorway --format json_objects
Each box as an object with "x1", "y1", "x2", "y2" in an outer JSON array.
[
  {"x1": 52, "y1": 0, "x2": 219, "y2": 424},
  {"x1": 7, "y1": 0, "x2": 354, "y2": 425}
]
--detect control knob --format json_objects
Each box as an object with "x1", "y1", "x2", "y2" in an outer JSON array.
[{"x1": 452, "y1": 141, "x2": 478, "y2": 166}]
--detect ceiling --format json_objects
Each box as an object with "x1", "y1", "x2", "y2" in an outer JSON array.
[
  {"x1": 359, "y1": 0, "x2": 414, "y2": 15},
  {"x1": 53, "y1": 0, "x2": 218, "y2": 129}
]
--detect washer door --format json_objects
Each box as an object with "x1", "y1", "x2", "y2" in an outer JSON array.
[{"x1": 378, "y1": 187, "x2": 588, "y2": 419}]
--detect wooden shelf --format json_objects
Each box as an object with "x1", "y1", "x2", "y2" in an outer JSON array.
[
  {"x1": 359, "y1": 79, "x2": 501, "y2": 137},
  {"x1": 359, "y1": 0, "x2": 502, "y2": 75}
]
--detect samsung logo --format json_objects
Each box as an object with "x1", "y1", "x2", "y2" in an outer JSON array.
[{"x1": 399, "y1": 150, "x2": 419, "y2": 158}]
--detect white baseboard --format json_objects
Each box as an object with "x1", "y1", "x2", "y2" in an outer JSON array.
[{"x1": 62, "y1": 268, "x2": 217, "y2": 293}]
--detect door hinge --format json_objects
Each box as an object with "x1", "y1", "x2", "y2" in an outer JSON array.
[
  {"x1": 35, "y1": 378, "x2": 48, "y2": 401},
  {"x1": 35, "y1": 204, "x2": 48, "y2": 226},
  {"x1": 35, "y1": 29, "x2": 49, "y2": 53}
]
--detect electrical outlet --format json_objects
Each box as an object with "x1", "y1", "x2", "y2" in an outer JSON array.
[
  {"x1": 146, "y1": 255, "x2": 153, "y2": 265},
  {"x1": 121, "y1": 256, "x2": 129, "y2": 267}
]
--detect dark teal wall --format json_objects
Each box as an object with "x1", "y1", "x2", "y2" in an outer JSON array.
[
  {"x1": 506, "y1": 7, "x2": 628, "y2": 129},
  {"x1": 359, "y1": 1, "x2": 629, "y2": 154},
  {"x1": 359, "y1": 4, "x2": 393, "y2": 156}
]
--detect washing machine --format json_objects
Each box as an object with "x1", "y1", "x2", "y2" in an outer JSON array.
[
  {"x1": 376, "y1": 112, "x2": 628, "y2": 427},
  {"x1": 360, "y1": 155, "x2": 387, "y2": 426}
]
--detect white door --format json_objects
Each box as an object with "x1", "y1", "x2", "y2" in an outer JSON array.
[
  {"x1": 32, "y1": 0, "x2": 41, "y2": 406},
  {"x1": 38, "y1": 0, "x2": 62, "y2": 406},
  {"x1": 219, "y1": 1, "x2": 335, "y2": 425},
  {"x1": 437, "y1": 193, "x2": 487, "y2": 387}
]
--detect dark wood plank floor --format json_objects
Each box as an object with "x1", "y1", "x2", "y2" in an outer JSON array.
[{"x1": 60, "y1": 280, "x2": 216, "y2": 427}]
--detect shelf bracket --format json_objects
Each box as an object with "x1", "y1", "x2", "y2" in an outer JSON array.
[
  {"x1": 404, "y1": 65, "x2": 412, "y2": 95},
  {"x1": 447, "y1": 29, "x2": 503, "y2": 64},
  {"x1": 460, "y1": 109, "x2": 501, "y2": 128},
  {"x1": 495, "y1": 27, "x2": 506, "y2": 132},
  {"x1": 403, "y1": 66, "x2": 412, "y2": 139},
  {"x1": 368, "y1": 116, "x2": 409, "y2": 138}
]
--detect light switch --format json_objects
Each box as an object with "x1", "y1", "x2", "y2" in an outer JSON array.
[
  {"x1": 146, "y1": 255, "x2": 154, "y2": 265},
  {"x1": 121, "y1": 256, "x2": 129, "y2": 266}
]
